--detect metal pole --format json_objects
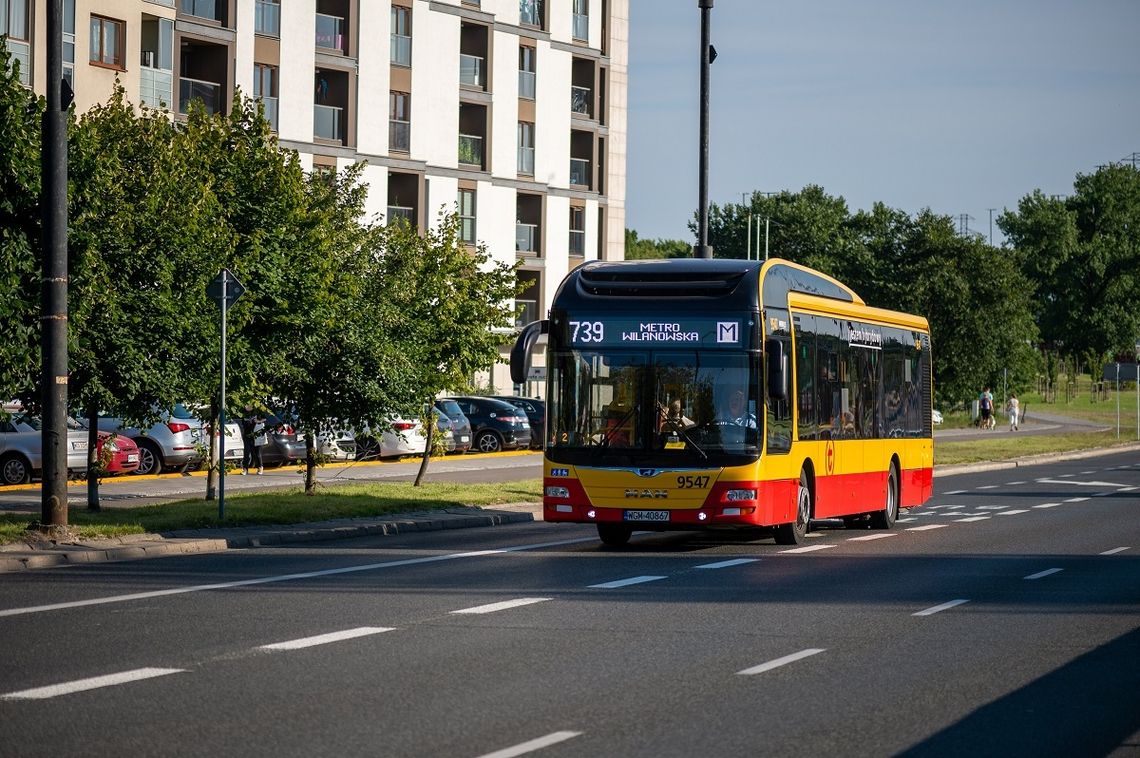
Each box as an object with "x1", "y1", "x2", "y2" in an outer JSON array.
[
  {"x1": 41, "y1": 0, "x2": 69, "y2": 531},
  {"x1": 219, "y1": 279, "x2": 227, "y2": 520},
  {"x1": 1116, "y1": 363, "x2": 1120, "y2": 439},
  {"x1": 695, "y1": 0, "x2": 714, "y2": 259},
  {"x1": 746, "y1": 212, "x2": 752, "y2": 260},
  {"x1": 764, "y1": 217, "x2": 770, "y2": 261}
]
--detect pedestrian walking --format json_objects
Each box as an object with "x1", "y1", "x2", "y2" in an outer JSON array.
[
  {"x1": 240, "y1": 404, "x2": 267, "y2": 475},
  {"x1": 1007, "y1": 394, "x2": 1020, "y2": 431},
  {"x1": 978, "y1": 387, "x2": 995, "y2": 430}
]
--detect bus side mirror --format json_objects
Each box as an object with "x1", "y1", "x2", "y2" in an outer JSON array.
[
  {"x1": 766, "y1": 341, "x2": 788, "y2": 401},
  {"x1": 510, "y1": 319, "x2": 549, "y2": 385}
]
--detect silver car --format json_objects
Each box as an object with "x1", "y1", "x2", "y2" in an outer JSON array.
[
  {"x1": 0, "y1": 412, "x2": 89, "y2": 485},
  {"x1": 97, "y1": 403, "x2": 206, "y2": 476}
]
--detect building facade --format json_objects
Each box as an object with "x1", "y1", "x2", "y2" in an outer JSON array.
[{"x1": 8, "y1": 0, "x2": 628, "y2": 394}]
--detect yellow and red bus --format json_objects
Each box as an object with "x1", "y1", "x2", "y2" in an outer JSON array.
[{"x1": 510, "y1": 258, "x2": 933, "y2": 546}]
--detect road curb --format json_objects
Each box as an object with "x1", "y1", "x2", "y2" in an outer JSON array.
[{"x1": 0, "y1": 506, "x2": 535, "y2": 573}]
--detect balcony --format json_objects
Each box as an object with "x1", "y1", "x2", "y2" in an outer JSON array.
[
  {"x1": 516, "y1": 223, "x2": 538, "y2": 254},
  {"x1": 518, "y1": 146, "x2": 534, "y2": 175},
  {"x1": 391, "y1": 33, "x2": 411, "y2": 67},
  {"x1": 255, "y1": 0, "x2": 280, "y2": 36},
  {"x1": 387, "y1": 205, "x2": 415, "y2": 226},
  {"x1": 314, "y1": 104, "x2": 344, "y2": 142},
  {"x1": 458, "y1": 134, "x2": 484, "y2": 167},
  {"x1": 572, "y1": 12, "x2": 588, "y2": 41},
  {"x1": 389, "y1": 119, "x2": 410, "y2": 152},
  {"x1": 316, "y1": 13, "x2": 346, "y2": 53},
  {"x1": 141, "y1": 68, "x2": 174, "y2": 110},
  {"x1": 569, "y1": 230, "x2": 585, "y2": 256},
  {"x1": 180, "y1": 0, "x2": 219, "y2": 22},
  {"x1": 569, "y1": 158, "x2": 590, "y2": 187},
  {"x1": 179, "y1": 77, "x2": 222, "y2": 115},
  {"x1": 259, "y1": 96, "x2": 279, "y2": 130},
  {"x1": 460, "y1": 54, "x2": 485, "y2": 88},
  {"x1": 571, "y1": 86, "x2": 592, "y2": 116},
  {"x1": 519, "y1": 70, "x2": 535, "y2": 100}
]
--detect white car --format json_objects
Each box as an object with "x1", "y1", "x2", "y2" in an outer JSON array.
[
  {"x1": 355, "y1": 416, "x2": 430, "y2": 460},
  {"x1": 0, "y1": 409, "x2": 89, "y2": 485},
  {"x1": 932, "y1": 409, "x2": 943, "y2": 425}
]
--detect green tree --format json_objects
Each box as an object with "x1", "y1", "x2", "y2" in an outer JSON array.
[{"x1": 624, "y1": 228, "x2": 691, "y2": 260}]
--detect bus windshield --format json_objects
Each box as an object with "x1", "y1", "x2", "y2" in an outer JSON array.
[{"x1": 548, "y1": 349, "x2": 760, "y2": 462}]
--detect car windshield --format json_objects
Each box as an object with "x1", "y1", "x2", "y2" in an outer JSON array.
[
  {"x1": 437, "y1": 400, "x2": 463, "y2": 417},
  {"x1": 13, "y1": 413, "x2": 84, "y2": 432}
]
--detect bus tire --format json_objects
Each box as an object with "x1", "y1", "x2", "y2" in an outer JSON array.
[
  {"x1": 775, "y1": 470, "x2": 811, "y2": 545},
  {"x1": 870, "y1": 463, "x2": 899, "y2": 529},
  {"x1": 597, "y1": 523, "x2": 633, "y2": 547}
]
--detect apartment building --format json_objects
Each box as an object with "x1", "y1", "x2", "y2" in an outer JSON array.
[{"x1": 7, "y1": 0, "x2": 628, "y2": 394}]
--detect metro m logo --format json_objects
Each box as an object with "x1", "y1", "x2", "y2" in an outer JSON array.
[{"x1": 717, "y1": 321, "x2": 739, "y2": 344}]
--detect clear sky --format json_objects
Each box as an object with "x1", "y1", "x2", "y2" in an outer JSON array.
[{"x1": 625, "y1": 0, "x2": 1140, "y2": 246}]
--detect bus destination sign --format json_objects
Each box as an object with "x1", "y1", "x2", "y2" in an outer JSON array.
[{"x1": 565, "y1": 316, "x2": 746, "y2": 348}]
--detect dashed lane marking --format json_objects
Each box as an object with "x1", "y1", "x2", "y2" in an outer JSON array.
[
  {"x1": 906, "y1": 524, "x2": 949, "y2": 532},
  {"x1": 1065, "y1": 497, "x2": 1090, "y2": 503},
  {"x1": 1101, "y1": 547, "x2": 1131, "y2": 555},
  {"x1": 1025, "y1": 568, "x2": 1063, "y2": 580},
  {"x1": 694, "y1": 558, "x2": 760, "y2": 570},
  {"x1": 260, "y1": 627, "x2": 395, "y2": 651},
  {"x1": 737, "y1": 648, "x2": 826, "y2": 676},
  {"x1": 847, "y1": 534, "x2": 897, "y2": 542},
  {"x1": 954, "y1": 516, "x2": 991, "y2": 523},
  {"x1": 476, "y1": 731, "x2": 583, "y2": 758},
  {"x1": 588, "y1": 576, "x2": 667, "y2": 589},
  {"x1": 913, "y1": 599, "x2": 969, "y2": 617},
  {"x1": 1032, "y1": 503, "x2": 1062, "y2": 509},
  {"x1": 451, "y1": 598, "x2": 552, "y2": 615},
  {"x1": 996, "y1": 509, "x2": 1030, "y2": 516},
  {"x1": 779, "y1": 544, "x2": 837, "y2": 554},
  {"x1": 1, "y1": 668, "x2": 186, "y2": 700}
]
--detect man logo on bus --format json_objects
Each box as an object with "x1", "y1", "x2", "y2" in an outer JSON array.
[{"x1": 717, "y1": 321, "x2": 739, "y2": 343}]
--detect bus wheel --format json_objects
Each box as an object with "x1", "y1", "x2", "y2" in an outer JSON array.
[
  {"x1": 775, "y1": 470, "x2": 811, "y2": 545},
  {"x1": 597, "y1": 523, "x2": 633, "y2": 547},
  {"x1": 870, "y1": 464, "x2": 899, "y2": 529}
]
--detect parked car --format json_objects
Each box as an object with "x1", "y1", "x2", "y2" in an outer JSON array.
[
  {"x1": 356, "y1": 416, "x2": 429, "y2": 460},
  {"x1": 258, "y1": 409, "x2": 307, "y2": 468},
  {"x1": 314, "y1": 428, "x2": 356, "y2": 461},
  {"x1": 0, "y1": 408, "x2": 89, "y2": 484},
  {"x1": 93, "y1": 430, "x2": 140, "y2": 476},
  {"x1": 434, "y1": 399, "x2": 472, "y2": 454},
  {"x1": 491, "y1": 396, "x2": 545, "y2": 449},
  {"x1": 443, "y1": 396, "x2": 532, "y2": 453},
  {"x1": 932, "y1": 409, "x2": 943, "y2": 425},
  {"x1": 96, "y1": 403, "x2": 206, "y2": 476}
]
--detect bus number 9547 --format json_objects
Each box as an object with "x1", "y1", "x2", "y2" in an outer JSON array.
[
  {"x1": 677, "y1": 475, "x2": 709, "y2": 489},
  {"x1": 570, "y1": 320, "x2": 604, "y2": 343}
]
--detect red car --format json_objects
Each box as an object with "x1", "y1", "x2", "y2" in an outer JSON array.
[{"x1": 96, "y1": 431, "x2": 140, "y2": 475}]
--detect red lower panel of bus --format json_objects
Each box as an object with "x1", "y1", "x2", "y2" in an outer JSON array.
[{"x1": 544, "y1": 466, "x2": 932, "y2": 528}]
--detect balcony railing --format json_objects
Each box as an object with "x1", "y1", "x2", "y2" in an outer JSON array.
[
  {"x1": 571, "y1": 85, "x2": 592, "y2": 116},
  {"x1": 314, "y1": 103, "x2": 344, "y2": 142},
  {"x1": 316, "y1": 13, "x2": 346, "y2": 52},
  {"x1": 572, "y1": 13, "x2": 588, "y2": 41},
  {"x1": 141, "y1": 68, "x2": 174, "y2": 110},
  {"x1": 387, "y1": 205, "x2": 415, "y2": 226},
  {"x1": 518, "y1": 70, "x2": 535, "y2": 100},
  {"x1": 460, "y1": 54, "x2": 485, "y2": 88},
  {"x1": 255, "y1": 0, "x2": 280, "y2": 36},
  {"x1": 179, "y1": 76, "x2": 222, "y2": 115},
  {"x1": 518, "y1": 146, "x2": 534, "y2": 175},
  {"x1": 389, "y1": 119, "x2": 410, "y2": 152},
  {"x1": 569, "y1": 230, "x2": 585, "y2": 256},
  {"x1": 516, "y1": 223, "x2": 538, "y2": 254},
  {"x1": 458, "y1": 134, "x2": 484, "y2": 167},
  {"x1": 259, "y1": 96, "x2": 279, "y2": 131},
  {"x1": 391, "y1": 33, "x2": 411, "y2": 66},
  {"x1": 569, "y1": 158, "x2": 590, "y2": 187}
]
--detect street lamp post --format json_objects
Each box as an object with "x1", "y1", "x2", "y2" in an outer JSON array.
[{"x1": 695, "y1": 0, "x2": 714, "y2": 259}]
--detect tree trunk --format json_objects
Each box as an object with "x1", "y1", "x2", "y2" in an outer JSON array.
[
  {"x1": 205, "y1": 403, "x2": 218, "y2": 501},
  {"x1": 304, "y1": 432, "x2": 317, "y2": 494},
  {"x1": 85, "y1": 404, "x2": 101, "y2": 512},
  {"x1": 413, "y1": 404, "x2": 433, "y2": 487}
]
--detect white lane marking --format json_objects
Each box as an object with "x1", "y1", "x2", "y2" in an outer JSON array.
[
  {"x1": 1038, "y1": 478, "x2": 1127, "y2": 488},
  {"x1": 1, "y1": 668, "x2": 185, "y2": 700},
  {"x1": 1065, "y1": 497, "x2": 1090, "y2": 503},
  {"x1": 977, "y1": 505, "x2": 1008, "y2": 510},
  {"x1": 955, "y1": 516, "x2": 991, "y2": 523},
  {"x1": 996, "y1": 509, "x2": 1030, "y2": 516},
  {"x1": 779, "y1": 544, "x2": 837, "y2": 554},
  {"x1": 976, "y1": 485, "x2": 999, "y2": 490},
  {"x1": 1025, "y1": 568, "x2": 1063, "y2": 580},
  {"x1": 476, "y1": 731, "x2": 583, "y2": 758},
  {"x1": 452, "y1": 598, "x2": 551, "y2": 615},
  {"x1": 847, "y1": 533, "x2": 897, "y2": 542},
  {"x1": 260, "y1": 627, "x2": 395, "y2": 651},
  {"x1": 942, "y1": 490, "x2": 967, "y2": 495},
  {"x1": 913, "y1": 599, "x2": 970, "y2": 617},
  {"x1": 1120, "y1": 486, "x2": 1139, "y2": 492},
  {"x1": 588, "y1": 575, "x2": 667, "y2": 589},
  {"x1": 1101, "y1": 547, "x2": 1131, "y2": 555},
  {"x1": 906, "y1": 524, "x2": 949, "y2": 532},
  {"x1": 897, "y1": 517, "x2": 918, "y2": 522},
  {"x1": 1033, "y1": 502, "x2": 1062, "y2": 509},
  {"x1": 1006, "y1": 481, "x2": 1027, "y2": 486},
  {"x1": 0, "y1": 536, "x2": 601, "y2": 619},
  {"x1": 737, "y1": 648, "x2": 826, "y2": 676},
  {"x1": 1080, "y1": 470, "x2": 1096, "y2": 475},
  {"x1": 695, "y1": 558, "x2": 760, "y2": 570}
]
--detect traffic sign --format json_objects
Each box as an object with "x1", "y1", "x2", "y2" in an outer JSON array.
[{"x1": 206, "y1": 269, "x2": 246, "y2": 308}]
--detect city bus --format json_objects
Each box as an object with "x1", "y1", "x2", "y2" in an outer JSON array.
[{"x1": 510, "y1": 257, "x2": 933, "y2": 546}]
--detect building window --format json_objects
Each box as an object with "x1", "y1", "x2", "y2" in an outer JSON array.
[
  {"x1": 254, "y1": 63, "x2": 278, "y2": 130},
  {"x1": 62, "y1": 0, "x2": 76, "y2": 86},
  {"x1": 391, "y1": 5, "x2": 411, "y2": 67},
  {"x1": 520, "y1": 0, "x2": 544, "y2": 29},
  {"x1": 389, "y1": 91, "x2": 410, "y2": 152},
  {"x1": 518, "y1": 45, "x2": 536, "y2": 100},
  {"x1": 254, "y1": 0, "x2": 280, "y2": 37},
  {"x1": 518, "y1": 122, "x2": 535, "y2": 176},
  {"x1": 2, "y1": 0, "x2": 30, "y2": 84},
  {"x1": 180, "y1": 0, "x2": 219, "y2": 22},
  {"x1": 572, "y1": 0, "x2": 588, "y2": 41},
  {"x1": 89, "y1": 15, "x2": 125, "y2": 69},
  {"x1": 569, "y1": 206, "x2": 585, "y2": 255},
  {"x1": 458, "y1": 189, "x2": 476, "y2": 244}
]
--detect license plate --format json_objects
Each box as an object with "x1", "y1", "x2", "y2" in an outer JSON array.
[
  {"x1": 624, "y1": 510, "x2": 670, "y2": 522},
  {"x1": 127, "y1": 454, "x2": 139, "y2": 463},
  {"x1": 460, "y1": 436, "x2": 469, "y2": 442}
]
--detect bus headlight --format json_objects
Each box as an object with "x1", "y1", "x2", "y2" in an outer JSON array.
[
  {"x1": 725, "y1": 489, "x2": 757, "y2": 502},
  {"x1": 545, "y1": 486, "x2": 571, "y2": 499}
]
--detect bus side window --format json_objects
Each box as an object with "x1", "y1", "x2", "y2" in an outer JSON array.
[{"x1": 794, "y1": 315, "x2": 816, "y2": 441}]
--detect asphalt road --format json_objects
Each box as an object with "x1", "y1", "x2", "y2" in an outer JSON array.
[{"x1": 0, "y1": 451, "x2": 1137, "y2": 757}]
